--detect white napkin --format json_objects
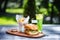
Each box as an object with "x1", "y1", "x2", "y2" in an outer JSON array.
[{"x1": 24, "y1": 16, "x2": 30, "y2": 24}]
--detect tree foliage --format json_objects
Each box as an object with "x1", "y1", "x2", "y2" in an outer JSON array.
[{"x1": 24, "y1": 0, "x2": 36, "y2": 23}]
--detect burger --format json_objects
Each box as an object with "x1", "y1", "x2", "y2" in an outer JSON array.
[{"x1": 24, "y1": 24, "x2": 39, "y2": 35}]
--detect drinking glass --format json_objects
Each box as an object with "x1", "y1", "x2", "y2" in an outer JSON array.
[{"x1": 36, "y1": 14, "x2": 43, "y2": 32}]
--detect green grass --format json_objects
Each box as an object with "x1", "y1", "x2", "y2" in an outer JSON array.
[
  {"x1": 0, "y1": 8, "x2": 24, "y2": 25},
  {"x1": 6, "y1": 8, "x2": 24, "y2": 14},
  {"x1": 0, "y1": 17, "x2": 17, "y2": 25}
]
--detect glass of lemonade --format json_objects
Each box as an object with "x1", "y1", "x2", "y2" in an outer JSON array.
[{"x1": 36, "y1": 14, "x2": 43, "y2": 32}]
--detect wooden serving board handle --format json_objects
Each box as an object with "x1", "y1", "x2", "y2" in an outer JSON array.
[{"x1": 6, "y1": 29, "x2": 45, "y2": 38}]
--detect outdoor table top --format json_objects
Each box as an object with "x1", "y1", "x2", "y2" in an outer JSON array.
[{"x1": 0, "y1": 24, "x2": 60, "y2": 40}]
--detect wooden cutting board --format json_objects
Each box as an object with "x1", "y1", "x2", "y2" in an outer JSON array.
[{"x1": 6, "y1": 29, "x2": 45, "y2": 38}]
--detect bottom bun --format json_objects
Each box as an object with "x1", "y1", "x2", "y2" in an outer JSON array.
[{"x1": 25, "y1": 31, "x2": 39, "y2": 35}]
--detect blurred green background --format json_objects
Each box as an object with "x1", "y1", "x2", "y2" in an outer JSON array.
[{"x1": 0, "y1": 0, "x2": 60, "y2": 25}]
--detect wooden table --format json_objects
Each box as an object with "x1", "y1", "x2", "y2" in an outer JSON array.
[{"x1": 0, "y1": 24, "x2": 60, "y2": 40}]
